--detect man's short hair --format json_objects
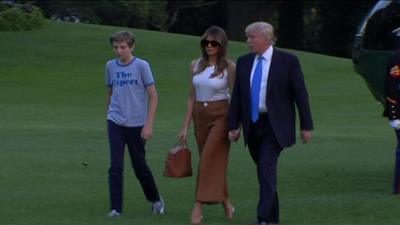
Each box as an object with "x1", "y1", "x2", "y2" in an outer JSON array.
[{"x1": 245, "y1": 22, "x2": 274, "y2": 41}]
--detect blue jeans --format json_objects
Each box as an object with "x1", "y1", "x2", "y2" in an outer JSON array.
[{"x1": 107, "y1": 120, "x2": 160, "y2": 212}]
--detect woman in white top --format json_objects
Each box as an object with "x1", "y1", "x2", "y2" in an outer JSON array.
[{"x1": 179, "y1": 26, "x2": 236, "y2": 224}]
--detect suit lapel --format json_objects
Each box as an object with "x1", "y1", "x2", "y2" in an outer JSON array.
[
  {"x1": 243, "y1": 54, "x2": 256, "y2": 97},
  {"x1": 267, "y1": 48, "x2": 278, "y2": 92}
]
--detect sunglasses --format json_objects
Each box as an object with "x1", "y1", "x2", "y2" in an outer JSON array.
[{"x1": 201, "y1": 40, "x2": 220, "y2": 47}]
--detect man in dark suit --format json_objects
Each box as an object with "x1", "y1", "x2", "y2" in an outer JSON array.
[
  {"x1": 383, "y1": 27, "x2": 400, "y2": 194},
  {"x1": 228, "y1": 22, "x2": 313, "y2": 225}
]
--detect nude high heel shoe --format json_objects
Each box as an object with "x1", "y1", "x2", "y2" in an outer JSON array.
[
  {"x1": 191, "y1": 202, "x2": 203, "y2": 224},
  {"x1": 223, "y1": 201, "x2": 235, "y2": 220}
]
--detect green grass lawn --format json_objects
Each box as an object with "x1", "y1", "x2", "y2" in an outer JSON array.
[{"x1": 0, "y1": 21, "x2": 399, "y2": 225}]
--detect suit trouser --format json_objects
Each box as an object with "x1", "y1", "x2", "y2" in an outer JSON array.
[
  {"x1": 107, "y1": 120, "x2": 160, "y2": 212},
  {"x1": 394, "y1": 130, "x2": 400, "y2": 193},
  {"x1": 248, "y1": 113, "x2": 282, "y2": 223}
]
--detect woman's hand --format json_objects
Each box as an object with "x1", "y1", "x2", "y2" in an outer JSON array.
[{"x1": 178, "y1": 127, "x2": 188, "y2": 142}]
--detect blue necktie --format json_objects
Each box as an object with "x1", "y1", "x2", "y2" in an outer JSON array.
[{"x1": 251, "y1": 56, "x2": 264, "y2": 123}]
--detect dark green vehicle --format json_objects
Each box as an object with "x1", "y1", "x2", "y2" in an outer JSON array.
[{"x1": 352, "y1": 0, "x2": 400, "y2": 103}]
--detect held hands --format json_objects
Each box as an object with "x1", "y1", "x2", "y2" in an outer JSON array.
[
  {"x1": 141, "y1": 124, "x2": 153, "y2": 140},
  {"x1": 390, "y1": 119, "x2": 400, "y2": 130},
  {"x1": 301, "y1": 130, "x2": 312, "y2": 144},
  {"x1": 228, "y1": 129, "x2": 240, "y2": 142}
]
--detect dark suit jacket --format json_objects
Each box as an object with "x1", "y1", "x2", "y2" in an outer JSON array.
[{"x1": 228, "y1": 47, "x2": 313, "y2": 148}]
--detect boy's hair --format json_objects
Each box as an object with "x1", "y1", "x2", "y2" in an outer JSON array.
[{"x1": 110, "y1": 31, "x2": 135, "y2": 47}]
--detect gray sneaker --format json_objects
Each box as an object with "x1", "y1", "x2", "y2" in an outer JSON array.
[
  {"x1": 151, "y1": 196, "x2": 165, "y2": 214},
  {"x1": 108, "y1": 209, "x2": 121, "y2": 218}
]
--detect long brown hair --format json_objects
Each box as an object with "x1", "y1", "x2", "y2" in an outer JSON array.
[{"x1": 195, "y1": 26, "x2": 229, "y2": 78}]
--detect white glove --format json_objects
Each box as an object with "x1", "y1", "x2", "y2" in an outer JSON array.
[{"x1": 390, "y1": 119, "x2": 400, "y2": 129}]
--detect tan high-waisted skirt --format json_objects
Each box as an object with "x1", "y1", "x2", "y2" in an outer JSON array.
[{"x1": 193, "y1": 99, "x2": 230, "y2": 203}]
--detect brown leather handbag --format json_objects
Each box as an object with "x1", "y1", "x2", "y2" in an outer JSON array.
[{"x1": 163, "y1": 141, "x2": 192, "y2": 178}]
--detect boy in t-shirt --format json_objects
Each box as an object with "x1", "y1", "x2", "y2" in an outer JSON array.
[{"x1": 105, "y1": 31, "x2": 164, "y2": 217}]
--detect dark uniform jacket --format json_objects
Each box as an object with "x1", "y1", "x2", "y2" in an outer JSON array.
[{"x1": 384, "y1": 51, "x2": 400, "y2": 120}]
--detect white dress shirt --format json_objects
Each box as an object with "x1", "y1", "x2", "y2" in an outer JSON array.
[{"x1": 250, "y1": 46, "x2": 273, "y2": 112}]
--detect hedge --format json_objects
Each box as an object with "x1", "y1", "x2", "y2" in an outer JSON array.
[{"x1": 0, "y1": 5, "x2": 45, "y2": 31}]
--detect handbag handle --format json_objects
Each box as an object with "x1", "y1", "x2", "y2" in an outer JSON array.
[
  {"x1": 169, "y1": 139, "x2": 189, "y2": 154},
  {"x1": 175, "y1": 139, "x2": 188, "y2": 149}
]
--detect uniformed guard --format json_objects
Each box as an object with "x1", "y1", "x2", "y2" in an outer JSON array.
[{"x1": 383, "y1": 27, "x2": 400, "y2": 194}]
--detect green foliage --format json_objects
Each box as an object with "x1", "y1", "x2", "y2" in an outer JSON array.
[
  {"x1": 98, "y1": 0, "x2": 167, "y2": 29},
  {"x1": 305, "y1": 1, "x2": 375, "y2": 57},
  {"x1": 0, "y1": 2, "x2": 8, "y2": 12},
  {"x1": 95, "y1": 1, "x2": 156, "y2": 28},
  {"x1": 146, "y1": 1, "x2": 168, "y2": 29},
  {"x1": 302, "y1": 2, "x2": 322, "y2": 53},
  {"x1": 0, "y1": 5, "x2": 45, "y2": 31},
  {"x1": 33, "y1": 0, "x2": 167, "y2": 29}
]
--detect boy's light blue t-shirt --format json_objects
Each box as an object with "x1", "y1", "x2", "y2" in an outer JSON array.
[{"x1": 105, "y1": 57, "x2": 155, "y2": 127}]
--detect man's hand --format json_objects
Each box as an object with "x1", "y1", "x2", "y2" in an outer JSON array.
[
  {"x1": 141, "y1": 124, "x2": 153, "y2": 140},
  {"x1": 301, "y1": 130, "x2": 312, "y2": 144},
  {"x1": 228, "y1": 129, "x2": 240, "y2": 142}
]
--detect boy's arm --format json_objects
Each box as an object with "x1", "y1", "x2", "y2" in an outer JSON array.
[
  {"x1": 141, "y1": 84, "x2": 158, "y2": 140},
  {"x1": 106, "y1": 88, "x2": 112, "y2": 112}
]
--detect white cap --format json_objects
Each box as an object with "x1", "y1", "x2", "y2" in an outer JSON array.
[
  {"x1": 392, "y1": 27, "x2": 400, "y2": 36},
  {"x1": 392, "y1": 27, "x2": 400, "y2": 49}
]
